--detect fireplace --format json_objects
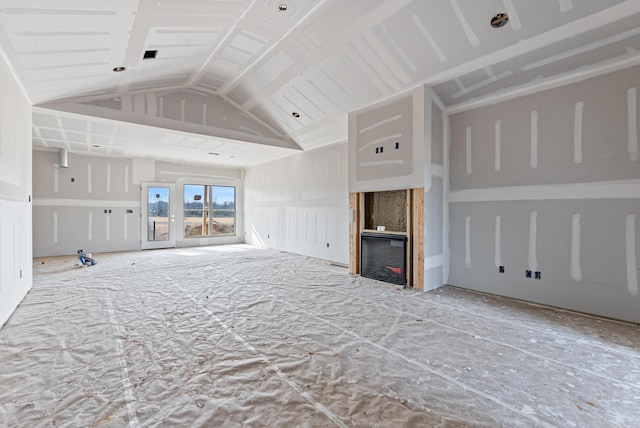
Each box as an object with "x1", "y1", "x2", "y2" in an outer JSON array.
[{"x1": 360, "y1": 232, "x2": 407, "y2": 287}]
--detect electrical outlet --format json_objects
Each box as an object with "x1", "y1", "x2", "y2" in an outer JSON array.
[
  {"x1": 375, "y1": 147, "x2": 379, "y2": 154},
  {"x1": 71, "y1": 178, "x2": 75, "y2": 182},
  {"x1": 326, "y1": 243, "x2": 330, "y2": 248},
  {"x1": 535, "y1": 271, "x2": 542, "y2": 280},
  {"x1": 525, "y1": 270, "x2": 532, "y2": 278},
  {"x1": 380, "y1": 146, "x2": 384, "y2": 153},
  {"x1": 395, "y1": 142, "x2": 399, "y2": 149},
  {"x1": 499, "y1": 266, "x2": 505, "y2": 273}
]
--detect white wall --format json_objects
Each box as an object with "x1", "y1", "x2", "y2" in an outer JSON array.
[
  {"x1": 423, "y1": 90, "x2": 449, "y2": 291},
  {"x1": 0, "y1": 54, "x2": 32, "y2": 328},
  {"x1": 244, "y1": 143, "x2": 349, "y2": 264},
  {"x1": 447, "y1": 65, "x2": 640, "y2": 323},
  {"x1": 33, "y1": 151, "x2": 243, "y2": 257}
]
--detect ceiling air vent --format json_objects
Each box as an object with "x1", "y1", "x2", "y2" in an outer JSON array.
[{"x1": 143, "y1": 50, "x2": 158, "y2": 60}]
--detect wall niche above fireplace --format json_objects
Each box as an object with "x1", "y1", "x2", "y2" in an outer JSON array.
[{"x1": 363, "y1": 190, "x2": 407, "y2": 233}]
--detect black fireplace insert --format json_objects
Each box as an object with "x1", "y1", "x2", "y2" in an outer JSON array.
[{"x1": 360, "y1": 232, "x2": 407, "y2": 287}]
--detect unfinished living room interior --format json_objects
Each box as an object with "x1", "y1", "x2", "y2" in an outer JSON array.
[{"x1": 1, "y1": 0, "x2": 639, "y2": 426}]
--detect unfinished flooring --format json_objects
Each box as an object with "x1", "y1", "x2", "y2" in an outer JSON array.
[{"x1": 1, "y1": 245, "x2": 639, "y2": 427}]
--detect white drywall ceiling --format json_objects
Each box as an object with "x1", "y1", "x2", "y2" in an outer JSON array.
[{"x1": 1, "y1": 0, "x2": 639, "y2": 167}]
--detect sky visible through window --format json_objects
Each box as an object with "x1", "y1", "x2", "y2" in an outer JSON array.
[{"x1": 184, "y1": 185, "x2": 234, "y2": 207}]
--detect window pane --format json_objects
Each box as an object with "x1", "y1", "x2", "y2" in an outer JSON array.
[
  {"x1": 212, "y1": 186, "x2": 235, "y2": 235},
  {"x1": 148, "y1": 187, "x2": 169, "y2": 241},
  {"x1": 184, "y1": 184, "x2": 207, "y2": 236}
]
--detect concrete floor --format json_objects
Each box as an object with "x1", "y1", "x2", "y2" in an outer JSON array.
[{"x1": 0, "y1": 245, "x2": 639, "y2": 427}]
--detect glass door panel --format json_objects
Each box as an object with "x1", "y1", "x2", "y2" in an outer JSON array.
[{"x1": 141, "y1": 183, "x2": 175, "y2": 249}]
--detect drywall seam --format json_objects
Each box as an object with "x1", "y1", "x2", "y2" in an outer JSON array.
[
  {"x1": 53, "y1": 168, "x2": 59, "y2": 192},
  {"x1": 626, "y1": 214, "x2": 638, "y2": 296},
  {"x1": 574, "y1": 101, "x2": 583, "y2": 164},
  {"x1": 33, "y1": 199, "x2": 140, "y2": 208},
  {"x1": 570, "y1": 214, "x2": 582, "y2": 281},
  {"x1": 443, "y1": 111, "x2": 451, "y2": 285},
  {"x1": 449, "y1": 0, "x2": 479, "y2": 47},
  {"x1": 447, "y1": 53, "x2": 640, "y2": 115},
  {"x1": 107, "y1": 164, "x2": 111, "y2": 193},
  {"x1": 358, "y1": 115, "x2": 403, "y2": 134},
  {"x1": 465, "y1": 216, "x2": 471, "y2": 268},
  {"x1": 465, "y1": 126, "x2": 472, "y2": 174},
  {"x1": 421, "y1": 86, "x2": 432, "y2": 192},
  {"x1": 528, "y1": 211, "x2": 538, "y2": 271},
  {"x1": 521, "y1": 27, "x2": 640, "y2": 72},
  {"x1": 158, "y1": 171, "x2": 241, "y2": 181},
  {"x1": 454, "y1": 78, "x2": 468, "y2": 96},
  {"x1": 380, "y1": 25, "x2": 418, "y2": 73},
  {"x1": 411, "y1": 14, "x2": 447, "y2": 62},
  {"x1": 105, "y1": 293, "x2": 140, "y2": 428},
  {"x1": 448, "y1": 180, "x2": 640, "y2": 202},
  {"x1": 88, "y1": 164, "x2": 92, "y2": 194},
  {"x1": 494, "y1": 119, "x2": 501, "y2": 171},
  {"x1": 359, "y1": 160, "x2": 404, "y2": 168},
  {"x1": 502, "y1": 0, "x2": 521, "y2": 31},
  {"x1": 53, "y1": 212, "x2": 58, "y2": 243},
  {"x1": 424, "y1": 254, "x2": 444, "y2": 270},
  {"x1": 559, "y1": 0, "x2": 573, "y2": 12},
  {"x1": 628, "y1": 87, "x2": 639, "y2": 161},
  {"x1": 452, "y1": 70, "x2": 513, "y2": 100},
  {"x1": 88, "y1": 212, "x2": 93, "y2": 241},
  {"x1": 431, "y1": 165, "x2": 445, "y2": 178},
  {"x1": 494, "y1": 216, "x2": 502, "y2": 267},
  {"x1": 530, "y1": 110, "x2": 538, "y2": 168}
]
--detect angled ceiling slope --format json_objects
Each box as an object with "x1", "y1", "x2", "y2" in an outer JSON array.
[
  {"x1": 2, "y1": 0, "x2": 640, "y2": 167},
  {"x1": 38, "y1": 88, "x2": 300, "y2": 150}
]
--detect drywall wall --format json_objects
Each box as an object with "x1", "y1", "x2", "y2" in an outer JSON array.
[
  {"x1": 348, "y1": 87, "x2": 425, "y2": 193},
  {"x1": 424, "y1": 90, "x2": 449, "y2": 291},
  {"x1": 33, "y1": 151, "x2": 243, "y2": 257},
  {"x1": 348, "y1": 86, "x2": 448, "y2": 290},
  {"x1": 448, "y1": 65, "x2": 640, "y2": 323},
  {"x1": 244, "y1": 143, "x2": 348, "y2": 264},
  {"x1": 0, "y1": 54, "x2": 32, "y2": 328}
]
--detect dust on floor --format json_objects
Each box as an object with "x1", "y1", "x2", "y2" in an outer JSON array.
[{"x1": 1, "y1": 245, "x2": 639, "y2": 427}]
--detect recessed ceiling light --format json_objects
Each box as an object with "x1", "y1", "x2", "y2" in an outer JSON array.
[
  {"x1": 112, "y1": 66, "x2": 126, "y2": 72},
  {"x1": 292, "y1": 112, "x2": 300, "y2": 118},
  {"x1": 490, "y1": 13, "x2": 509, "y2": 28},
  {"x1": 92, "y1": 144, "x2": 100, "y2": 148},
  {"x1": 278, "y1": 4, "x2": 287, "y2": 12},
  {"x1": 143, "y1": 50, "x2": 157, "y2": 60}
]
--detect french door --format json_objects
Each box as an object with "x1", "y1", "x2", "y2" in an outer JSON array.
[{"x1": 141, "y1": 183, "x2": 176, "y2": 249}]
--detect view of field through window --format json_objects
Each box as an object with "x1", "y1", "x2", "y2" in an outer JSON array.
[{"x1": 184, "y1": 184, "x2": 235, "y2": 237}]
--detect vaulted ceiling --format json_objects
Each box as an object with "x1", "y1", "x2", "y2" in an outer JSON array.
[{"x1": 1, "y1": 0, "x2": 639, "y2": 167}]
